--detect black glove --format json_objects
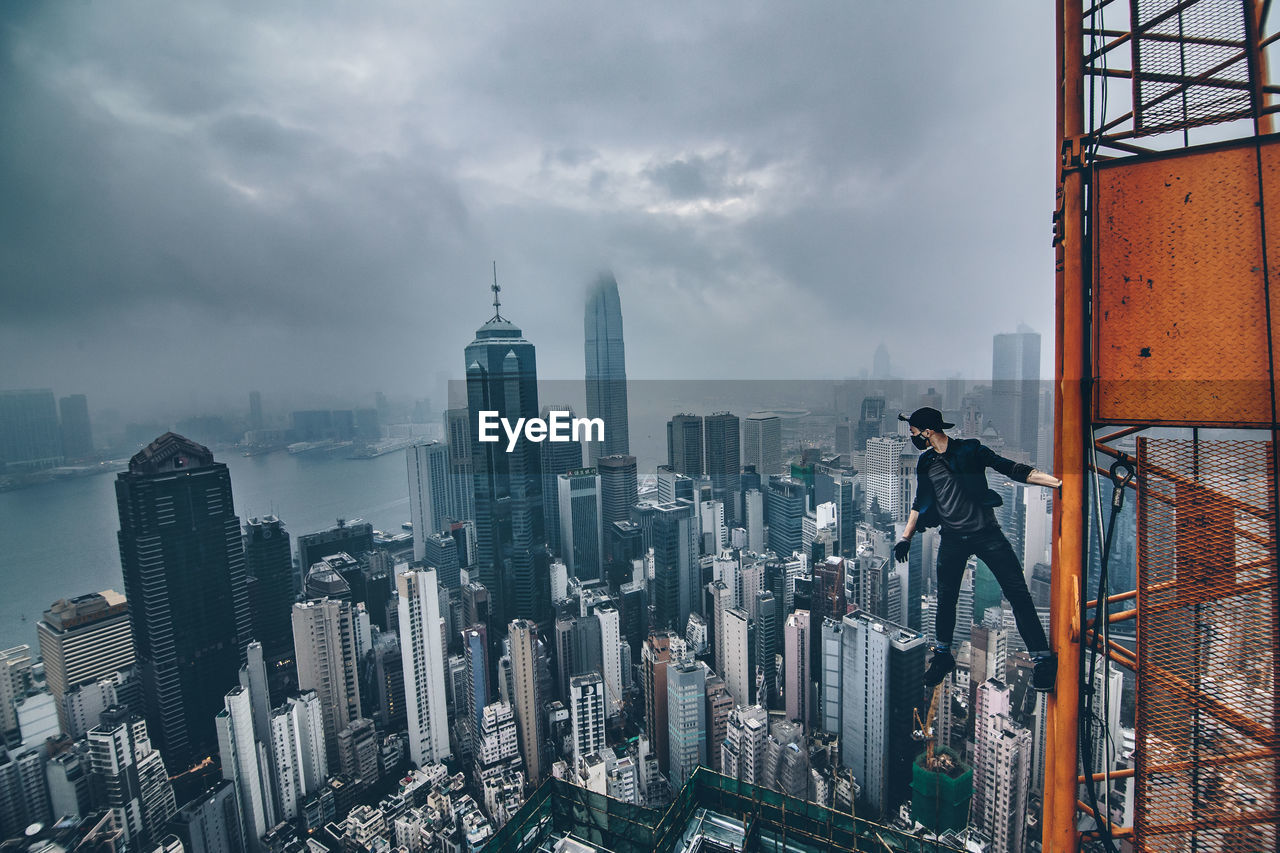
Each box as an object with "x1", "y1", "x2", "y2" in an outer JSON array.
[{"x1": 893, "y1": 538, "x2": 911, "y2": 564}]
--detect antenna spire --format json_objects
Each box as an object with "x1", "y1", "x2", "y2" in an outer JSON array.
[{"x1": 490, "y1": 261, "x2": 504, "y2": 320}]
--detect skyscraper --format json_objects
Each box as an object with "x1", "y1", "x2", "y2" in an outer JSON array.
[
  {"x1": 88, "y1": 707, "x2": 178, "y2": 850},
  {"x1": 721, "y1": 607, "x2": 750, "y2": 707},
  {"x1": 407, "y1": 442, "x2": 451, "y2": 559},
  {"x1": 840, "y1": 611, "x2": 927, "y2": 819},
  {"x1": 291, "y1": 599, "x2": 361, "y2": 767},
  {"x1": 444, "y1": 408, "x2": 476, "y2": 524},
  {"x1": 268, "y1": 691, "x2": 327, "y2": 820},
  {"x1": 864, "y1": 435, "x2": 911, "y2": 521},
  {"x1": 58, "y1": 394, "x2": 93, "y2": 459},
  {"x1": 666, "y1": 414, "x2": 704, "y2": 477},
  {"x1": 37, "y1": 590, "x2": 134, "y2": 735},
  {"x1": 569, "y1": 673, "x2": 606, "y2": 764},
  {"x1": 597, "y1": 455, "x2": 639, "y2": 528},
  {"x1": 766, "y1": 476, "x2": 806, "y2": 558},
  {"x1": 215, "y1": 686, "x2": 275, "y2": 849},
  {"x1": 465, "y1": 289, "x2": 547, "y2": 627},
  {"x1": 703, "y1": 413, "x2": 741, "y2": 525},
  {"x1": 783, "y1": 611, "x2": 811, "y2": 726},
  {"x1": 584, "y1": 273, "x2": 631, "y2": 464},
  {"x1": 115, "y1": 433, "x2": 252, "y2": 771},
  {"x1": 557, "y1": 468, "x2": 603, "y2": 580},
  {"x1": 642, "y1": 633, "x2": 673, "y2": 774},
  {"x1": 0, "y1": 389, "x2": 62, "y2": 471},
  {"x1": 397, "y1": 568, "x2": 451, "y2": 767},
  {"x1": 508, "y1": 619, "x2": 546, "y2": 784},
  {"x1": 742, "y1": 414, "x2": 782, "y2": 478},
  {"x1": 971, "y1": 679, "x2": 1032, "y2": 853},
  {"x1": 666, "y1": 661, "x2": 706, "y2": 788},
  {"x1": 651, "y1": 501, "x2": 699, "y2": 633},
  {"x1": 242, "y1": 516, "x2": 295, "y2": 678},
  {"x1": 540, "y1": 404, "x2": 584, "y2": 556},
  {"x1": 992, "y1": 327, "x2": 1041, "y2": 456}
]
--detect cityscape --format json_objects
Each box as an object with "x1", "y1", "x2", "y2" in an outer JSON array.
[
  {"x1": 4, "y1": 3, "x2": 1275, "y2": 853},
  {"x1": 0, "y1": 270, "x2": 1124, "y2": 853}
]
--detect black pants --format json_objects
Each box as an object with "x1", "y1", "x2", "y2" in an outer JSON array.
[{"x1": 934, "y1": 526, "x2": 1049, "y2": 653}]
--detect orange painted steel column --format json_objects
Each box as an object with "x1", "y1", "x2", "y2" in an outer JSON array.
[{"x1": 1046, "y1": 0, "x2": 1085, "y2": 851}]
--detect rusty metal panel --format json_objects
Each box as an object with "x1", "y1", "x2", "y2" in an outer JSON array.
[
  {"x1": 1093, "y1": 138, "x2": 1279, "y2": 426},
  {"x1": 1135, "y1": 437, "x2": 1278, "y2": 851}
]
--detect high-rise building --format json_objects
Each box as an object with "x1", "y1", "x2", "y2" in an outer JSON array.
[
  {"x1": 720, "y1": 704, "x2": 768, "y2": 785},
  {"x1": 37, "y1": 590, "x2": 134, "y2": 735},
  {"x1": 0, "y1": 389, "x2": 62, "y2": 471},
  {"x1": 721, "y1": 608, "x2": 750, "y2": 708},
  {"x1": 558, "y1": 468, "x2": 603, "y2": 580},
  {"x1": 170, "y1": 779, "x2": 245, "y2": 853},
  {"x1": 215, "y1": 687, "x2": 275, "y2": 850},
  {"x1": 595, "y1": 603, "x2": 623, "y2": 718},
  {"x1": 569, "y1": 673, "x2": 606, "y2": 764},
  {"x1": 651, "y1": 501, "x2": 699, "y2": 634},
  {"x1": 115, "y1": 433, "x2": 252, "y2": 771},
  {"x1": 465, "y1": 294, "x2": 547, "y2": 627},
  {"x1": 742, "y1": 414, "x2": 782, "y2": 479},
  {"x1": 444, "y1": 408, "x2": 476, "y2": 524},
  {"x1": 584, "y1": 273, "x2": 631, "y2": 465},
  {"x1": 508, "y1": 620, "x2": 546, "y2": 785},
  {"x1": 818, "y1": 617, "x2": 843, "y2": 735},
  {"x1": 703, "y1": 413, "x2": 741, "y2": 526},
  {"x1": 397, "y1": 568, "x2": 450, "y2": 767},
  {"x1": 656, "y1": 466, "x2": 693, "y2": 504},
  {"x1": 783, "y1": 611, "x2": 811, "y2": 726},
  {"x1": 704, "y1": 675, "x2": 734, "y2": 773},
  {"x1": 242, "y1": 516, "x2": 295, "y2": 676},
  {"x1": 407, "y1": 442, "x2": 451, "y2": 559},
  {"x1": 754, "y1": 590, "x2": 777, "y2": 709},
  {"x1": 642, "y1": 634, "x2": 672, "y2": 774},
  {"x1": 540, "y1": 405, "x2": 584, "y2": 556},
  {"x1": 992, "y1": 328, "x2": 1041, "y2": 456},
  {"x1": 461, "y1": 625, "x2": 489, "y2": 751},
  {"x1": 291, "y1": 599, "x2": 361, "y2": 767},
  {"x1": 269, "y1": 691, "x2": 327, "y2": 821},
  {"x1": 767, "y1": 476, "x2": 806, "y2": 558},
  {"x1": 666, "y1": 660, "x2": 706, "y2": 789},
  {"x1": 864, "y1": 435, "x2": 911, "y2": 522},
  {"x1": 839, "y1": 611, "x2": 927, "y2": 819},
  {"x1": 58, "y1": 394, "x2": 93, "y2": 459},
  {"x1": 597, "y1": 455, "x2": 639, "y2": 529},
  {"x1": 971, "y1": 679, "x2": 1032, "y2": 853},
  {"x1": 87, "y1": 707, "x2": 177, "y2": 850},
  {"x1": 296, "y1": 520, "x2": 373, "y2": 583},
  {"x1": 336, "y1": 717, "x2": 379, "y2": 789},
  {"x1": 666, "y1": 415, "x2": 704, "y2": 477}
]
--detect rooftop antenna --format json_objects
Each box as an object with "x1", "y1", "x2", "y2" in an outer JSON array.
[{"x1": 490, "y1": 261, "x2": 505, "y2": 321}]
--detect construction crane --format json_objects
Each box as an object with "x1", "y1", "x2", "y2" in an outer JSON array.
[{"x1": 1049, "y1": 2, "x2": 1279, "y2": 851}]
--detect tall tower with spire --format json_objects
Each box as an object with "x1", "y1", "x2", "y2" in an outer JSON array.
[
  {"x1": 465, "y1": 268, "x2": 548, "y2": 632},
  {"x1": 584, "y1": 272, "x2": 630, "y2": 464}
]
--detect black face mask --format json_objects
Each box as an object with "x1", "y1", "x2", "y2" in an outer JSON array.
[{"x1": 911, "y1": 432, "x2": 930, "y2": 450}]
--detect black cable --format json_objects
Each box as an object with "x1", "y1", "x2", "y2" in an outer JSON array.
[{"x1": 1079, "y1": 460, "x2": 1130, "y2": 853}]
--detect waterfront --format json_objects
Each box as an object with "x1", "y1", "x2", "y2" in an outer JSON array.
[{"x1": 0, "y1": 448, "x2": 412, "y2": 652}]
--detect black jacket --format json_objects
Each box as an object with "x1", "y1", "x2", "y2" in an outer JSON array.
[{"x1": 910, "y1": 438, "x2": 1035, "y2": 530}]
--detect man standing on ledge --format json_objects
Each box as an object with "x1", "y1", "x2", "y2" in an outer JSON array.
[{"x1": 893, "y1": 407, "x2": 1062, "y2": 692}]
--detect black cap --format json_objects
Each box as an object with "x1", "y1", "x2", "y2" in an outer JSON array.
[{"x1": 898, "y1": 407, "x2": 955, "y2": 431}]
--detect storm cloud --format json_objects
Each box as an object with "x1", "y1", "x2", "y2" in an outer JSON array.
[{"x1": 0, "y1": 1, "x2": 1055, "y2": 417}]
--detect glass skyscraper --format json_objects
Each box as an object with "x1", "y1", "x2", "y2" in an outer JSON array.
[
  {"x1": 465, "y1": 295, "x2": 547, "y2": 628},
  {"x1": 115, "y1": 433, "x2": 252, "y2": 772},
  {"x1": 583, "y1": 272, "x2": 630, "y2": 464}
]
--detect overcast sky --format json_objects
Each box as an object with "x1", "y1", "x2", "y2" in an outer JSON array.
[{"x1": 0, "y1": 1, "x2": 1055, "y2": 418}]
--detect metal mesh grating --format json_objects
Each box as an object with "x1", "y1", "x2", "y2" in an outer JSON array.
[
  {"x1": 1135, "y1": 437, "x2": 1278, "y2": 851},
  {"x1": 1131, "y1": 0, "x2": 1256, "y2": 136}
]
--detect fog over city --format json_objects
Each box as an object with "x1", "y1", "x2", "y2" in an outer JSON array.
[{"x1": 1, "y1": 2, "x2": 1054, "y2": 418}]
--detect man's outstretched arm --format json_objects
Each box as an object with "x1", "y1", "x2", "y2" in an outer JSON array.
[{"x1": 1026, "y1": 469, "x2": 1062, "y2": 489}]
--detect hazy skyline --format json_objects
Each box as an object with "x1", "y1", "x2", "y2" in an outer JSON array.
[{"x1": 1, "y1": 2, "x2": 1055, "y2": 417}]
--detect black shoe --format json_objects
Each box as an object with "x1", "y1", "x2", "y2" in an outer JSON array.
[
  {"x1": 1032, "y1": 654, "x2": 1058, "y2": 692},
  {"x1": 923, "y1": 649, "x2": 955, "y2": 687}
]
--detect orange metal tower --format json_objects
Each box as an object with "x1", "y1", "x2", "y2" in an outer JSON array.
[{"x1": 1050, "y1": 1, "x2": 1279, "y2": 850}]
